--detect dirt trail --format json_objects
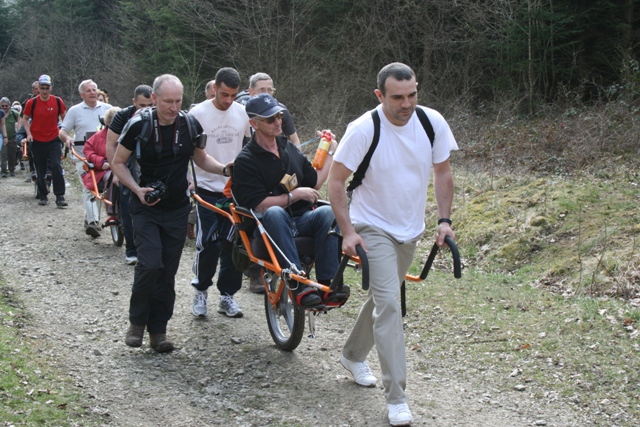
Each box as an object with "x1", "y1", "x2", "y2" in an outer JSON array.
[{"x1": 0, "y1": 171, "x2": 592, "y2": 426}]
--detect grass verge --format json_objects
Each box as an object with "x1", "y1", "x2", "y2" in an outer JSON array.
[{"x1": 0, "y1": 278, "x2": 97, "y2": 426}]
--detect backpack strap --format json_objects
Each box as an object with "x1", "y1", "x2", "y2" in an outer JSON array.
[
  {"x1": 134, "y1": 107, "x2": 153, "y2": 160},
  {"x1": 28, "y1": 96, "x2": 62, "y2": 120},
  {"x1": 346, "y1": 107, "x2": 435, "y2": 196},
  {"x1": 415, "y1": 107, "x2": 435, "y2": 147},
  {"x1": 55, "y1": 96, "x2": 62, "y2": 117},
  {"x1": 346, "y1": 109, "x2": 381, "y2": 194}
]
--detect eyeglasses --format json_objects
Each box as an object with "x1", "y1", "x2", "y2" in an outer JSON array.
[
  {"x1": 0, "y1": 105, "x2": 9, "y2": 109},
  {"x1": 257, "y1": 87, "x2": 276, "y2": 95},
  {"x1": 255, "y1": 112, "x2": 284, "y2": 124}
]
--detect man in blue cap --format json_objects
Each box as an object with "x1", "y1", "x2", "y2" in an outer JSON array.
[{"x1": 232, "y1": 93, "x2": 340, "y2": 307}]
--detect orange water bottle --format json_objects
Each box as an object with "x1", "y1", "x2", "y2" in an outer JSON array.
[{"x1": 312, "y1": 131, "x2": 332, "y2": 169}]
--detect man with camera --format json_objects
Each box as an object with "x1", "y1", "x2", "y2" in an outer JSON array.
[
  {"x1": 60, "y1": 79, "x2": 112, "y2": 236},
  {"x1": 111, "y1": 74, "x2": 230, "y2": 353},
  {"x1": 232, "y1": 93, "x2": 339, "y2": 308}
]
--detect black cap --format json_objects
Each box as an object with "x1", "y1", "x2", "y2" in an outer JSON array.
[{"x1": 245, "y1": 93, "x2": 285, "y2": 118}]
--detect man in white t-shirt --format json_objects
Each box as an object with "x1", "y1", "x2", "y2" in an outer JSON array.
[
  {"x1": 189, "y1": 67, "x2": 251, "y2": 319},
  {"x1": 327, "y1": 62, "x2": 458, "y2": 427},
  {"x1": 60, "y1": 79, "x2": 112, "y2": 237}
]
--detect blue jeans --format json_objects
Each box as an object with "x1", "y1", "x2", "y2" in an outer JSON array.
[{"x1": 258, "y1": 205, "x2": 338, "y2": 281}]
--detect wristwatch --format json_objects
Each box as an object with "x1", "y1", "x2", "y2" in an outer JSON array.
[{"x1": 327, "y1": 150, "x2": 335, "y2": 156}]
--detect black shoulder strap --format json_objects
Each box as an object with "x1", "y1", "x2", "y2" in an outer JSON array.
[
  {"x1": 415, "y1": 107, "x2": 435, "y2": 147},
  {"x1": 180, "y1": 110, "x2": 198, "y2": 143},
  {"x1": 346, "y1": 108, "x2": 435, "y2": 195},
  {"x1": 135, "y1": 107, "x2": 153, "y2": 160},
  {"x1": 30, "y1": 96, "x2": 37, "y2": 119},
  {"x1": 29, "y1": 96, "x2": 62, "y2": 120},
  {"x1": 346, "y1": 109, "x2": 381, "y2": 193}
]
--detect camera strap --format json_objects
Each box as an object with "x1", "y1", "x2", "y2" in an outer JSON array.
[{"x1": 152, "y1": 116, "x2": 180, "y2": 160}]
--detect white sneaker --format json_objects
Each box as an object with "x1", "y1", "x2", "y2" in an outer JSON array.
[
  {"x1": 387, "y1": 403, "x2": 413, "y2": 426},
  {"x1": 125, "y1": 256, "x2": 138, "y2": 265},
  {"x1": 340, "y1": 354, "x2": 377, "y2": 387},
  {"x1": 192, "y1": 290, "x2": 208, "y2": 317},
  {"x1": 218, "y1": 295, "x2": 243, "y2": 318}
]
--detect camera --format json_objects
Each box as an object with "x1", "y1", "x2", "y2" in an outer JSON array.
[{"x1": 144, "y1": 181, "x2": 167, "y2": 204}]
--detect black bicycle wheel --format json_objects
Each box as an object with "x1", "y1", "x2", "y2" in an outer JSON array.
[
  {"x1": 264, "y1": 275, "x2": 305, "y2": 352},
  {"x1": 111, "y1": 224, "x2": 124, "y2": 246}
]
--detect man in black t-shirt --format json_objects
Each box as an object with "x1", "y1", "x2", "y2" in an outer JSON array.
[
  {"x1": 111, "y1": 75, "x2": 229, "y2": 353},
  {"x1": 105, "y1": 85, "x2": 153, "y2": 265},
  {"x1": 232, "y1": 93, "x2": 341, "y2": 309}
]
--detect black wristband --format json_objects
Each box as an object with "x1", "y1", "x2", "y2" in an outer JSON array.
[
  {"x1": 222, "y1": 166, "x2": 228, "y2": 177},
  {"x1": 438, "y1": 218, "x2": 452, "y2": 225}
]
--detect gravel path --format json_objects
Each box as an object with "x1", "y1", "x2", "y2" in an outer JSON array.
[{"x1": 0, "y1": 170, "x2": 594, "y2": 426}]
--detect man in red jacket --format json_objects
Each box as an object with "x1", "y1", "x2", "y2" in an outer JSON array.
[{"x1": 22, "y1": 74, "x2": 67, "y2": 207}]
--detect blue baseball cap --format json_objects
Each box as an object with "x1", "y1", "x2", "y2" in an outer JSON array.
[{"x1": 245, "y1": 93, "x2": 284, "y2": 118}]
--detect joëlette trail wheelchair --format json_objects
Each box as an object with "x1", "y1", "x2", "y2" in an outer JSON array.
[
  {"x1": 69, "y1": 142, "x2": 124, "y2": 246},
  {"x1": 191, "y1": 190, "x2": 462, "y2": 352}
]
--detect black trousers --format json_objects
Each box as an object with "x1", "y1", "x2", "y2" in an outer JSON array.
[
  {"x1": 191, "y1": 190, "x2": 243, "y2": 296},
  {"x1": 31, "y1": 139, "x2": 65, "y2": 197},
  {"x1": 128, "y1": 199, "x2": 190, "y2": 334}
]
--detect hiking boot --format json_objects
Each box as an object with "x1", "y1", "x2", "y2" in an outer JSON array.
[
  {"x1": 387, "y1": 403, "x2": 413, "y2": 426},
  {"x1": 1, "y1": 171, "x2": 6, "y2": 178},
  {"x1": 10, "y1": 171, "x2": 15, "y2": 177},
  {"x1": 192, "y1": 289, "x2": 208, "y2": 317},
  {"x1": 149, "y1": 333, "x2": 174, "y2": 353},
  {"x1": 38, "y1": 196, "x2": 48, "y2": 206},
  {"x1": 125, "y1": 256, "x2": 138, "y2": 265},
  {"x1": 340, "y1": 354, "x2": 377, "y2": 387},
  {"x1": 55, "y1": 195, "x2": 67, "y2": 207},
  {"x1": 249, "y1": 271, "x2": 265, "y2": 294},
  {"x1": 125, "y1": 323, "x2": 145, "y2": 347},
  {"x1": 85, "y1": 221, "x2": 101, "y2": 237},
  {"x1": 218, "y1": 295, "x2": 243, "y2": 318}
]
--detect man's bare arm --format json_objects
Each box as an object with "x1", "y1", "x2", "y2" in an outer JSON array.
[
  {"x1": 432, "y1": 159, "x2": 455, "y2": 246},
  {"x1": 327, "y1": 160, "x2": 366, "y2": 256}
]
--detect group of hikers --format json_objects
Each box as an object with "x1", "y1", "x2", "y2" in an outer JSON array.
[{"x1": 5, "y1": 62, "x2": 458, "y2": 427}]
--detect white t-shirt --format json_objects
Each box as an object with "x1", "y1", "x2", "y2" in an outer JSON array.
[
  {"x1": 334, "y1": 105, "x2": 458, "y2": 241},
  {"x1": 189, "y1": 99, "x2": 251, "y2": 193},
  {"x1": 61, "y1": 101, "x2": 112, "y2": 142}
]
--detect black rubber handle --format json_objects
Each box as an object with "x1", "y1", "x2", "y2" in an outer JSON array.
[
  {"x1": 420, "y1": 235, "x2": 461, "y2": 280},
  {"x1": 356, "y1": 244, "x2": 369, "y2": 291}
]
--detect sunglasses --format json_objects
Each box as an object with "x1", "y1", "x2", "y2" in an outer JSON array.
[
  {"x1": 256, "y1": 112, "x2": 284, "y2": 124},
  {"x1": 0, "y1": 105, "x2": 9, "y2": 108}
]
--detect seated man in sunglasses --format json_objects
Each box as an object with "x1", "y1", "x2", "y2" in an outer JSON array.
[{"x1": 232, "y1": 93, "x2": 342, "y2": 308}]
